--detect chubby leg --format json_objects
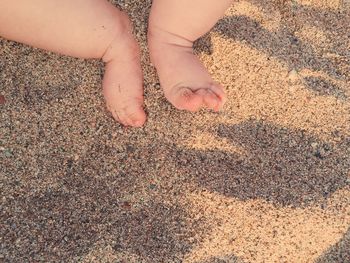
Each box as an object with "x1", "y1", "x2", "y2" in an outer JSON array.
[
  {"x1": 148, "y1": 0, "x2": 232, "y2": 112},
  {"x1": 0, "y1": 0, "x2": 146, "y2": 127}
]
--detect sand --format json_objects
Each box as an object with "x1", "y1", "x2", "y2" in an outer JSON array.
[{"x1": 1, "y1": 0, "x2": 349, "y2": 262}]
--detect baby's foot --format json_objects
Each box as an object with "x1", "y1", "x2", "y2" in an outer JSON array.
[
  {"x1": 102, "y1": 17, "x2": 146, "y2": 127},
  {"x1": 148, "y1": 28, "x2": 226, "y2": 112}
]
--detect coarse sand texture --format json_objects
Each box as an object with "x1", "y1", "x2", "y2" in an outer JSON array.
[{"x1": 1, "y1": 0, "x2": 349, "y2": 262}]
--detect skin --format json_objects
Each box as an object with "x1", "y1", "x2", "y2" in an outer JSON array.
[
  {"x1": 0, "y1": 0, "x2": 232, "y2": 127},
  {"x1": 148, "y1": 0, "x2": 232, "y2": 112},
  {"x1": 0, "y1": 0, "x2": 146, "y2": 127}
]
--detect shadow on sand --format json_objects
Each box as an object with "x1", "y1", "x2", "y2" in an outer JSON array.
[
  {"x1": 2, "y1": 119, "x2": 349, "y2": 261},
  {"x1": 1, "y1": 0, "x2": 349, "y2": 262},
  {"x1": 195, "y1": 0, "x2": 349, "y2": 100}
]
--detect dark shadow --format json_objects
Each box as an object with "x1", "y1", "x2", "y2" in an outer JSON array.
[
  {"x1": 110, "y1": 201, "x2": 198, "y2": 262},
  {"x1": 2, "y1": 119, "x2": 349, "y2": 261},
  {"x1": 194, "y1": 32, "x2": 214, "y2": 55},
  {"x1": 1, "y1": 1, "x2": 349, "y2": 262},
  {"x1": 249, "y1": 0, "x2": 350, "y2": 39},
  {"x1": 0, "y1": 39, "x2": 103, "y2": 110},
  {"x1": 203, "y1": 255, "x2": 246, "y2": 263},
  {"x1": 206, "y1": 0, "x2": 349, "y2": 99},
  {"x1": 214, "y1": 15, "x2": 345, "y2": 79},
  {"x1": 175, "y1": 120, "x2": 350, "y2": 207},
  {"x1": 304, "y1": 76, "x2": 347, "y2": 99},
  {"x1": 1, "y1": 140, "x2": 202, "y2": 262},
  {"x1": 315, "y1": 228, "x2": 350, "y2": 263}
]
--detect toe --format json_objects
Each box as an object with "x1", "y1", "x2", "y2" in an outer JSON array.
[
  {"x1": 206, "y1": 83, "x2": 227, "y2": 111},
  {"x1": 108, "y1": 101, "x2": 146, "y2": 127},
  {"x1": 170, "y1": 87, "x2": 203, "y2": 112},
  {"x1": 200, "y1": 89, "x2": 221, "y2": 111},
  {"x1": 124, "y1": 103, "x2": 147, "y2": 127},
  {"x1": 110, "y1": 108, "x2": 129, "y2": 126}
]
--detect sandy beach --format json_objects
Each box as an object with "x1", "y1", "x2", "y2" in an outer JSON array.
[{"x1": 1, "y1": 0, "x2": 349, "y2": 262}]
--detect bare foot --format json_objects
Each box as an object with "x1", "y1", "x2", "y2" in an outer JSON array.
[
  {"x1": 148, "y1": 28, "x2": 226, "y2": 112},
  {"x1": 102, "y1": 16, "x2": 146, "y2": 127}
]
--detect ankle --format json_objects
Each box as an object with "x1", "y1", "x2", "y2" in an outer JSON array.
[
  {"x1": 148, "y1": 27, "x2": 195, "y2": 67},
  {"x1": 102, "y1": 13, "x2": 140, "y2": 64},
  {"x1": 148, "y1": 26, "x2": 193, "y2": 48}
]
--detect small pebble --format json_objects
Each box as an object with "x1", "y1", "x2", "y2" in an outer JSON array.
[
  {"x1": 149, "y1": 184, "x2": 157, "y2": 190},
  {"x1": 15, "y1": 238, "x2": 21, "y2": 245},
  {"x1": 314, "y1": 148, "x2": 326, "y2": 159},
  {"x1": 288, "y1": 139, "x2": 297, "y2": 147},
  {"x1": 4, "y1": 150, "x2": 13, "y2": 157},
  {"x1": 0, "y1": 94, "x2": 5, "y2": 105},
  {"x1": 311, "y1": 142, "x2": 318, "y2": 149},
  {"x1": 288, "y1": 68, "x2": 301, "y2": 83},
  {"x1": 121, "y1": 201, "x2": 131, "y2": 210}
]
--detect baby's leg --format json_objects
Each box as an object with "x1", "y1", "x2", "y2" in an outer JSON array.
[
  {"x1": 148, "y1": 0, "x2": 232, "y2": 112},
  {"x1": 0, "y1": 0, "x2": 146, "y2": 127}
]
